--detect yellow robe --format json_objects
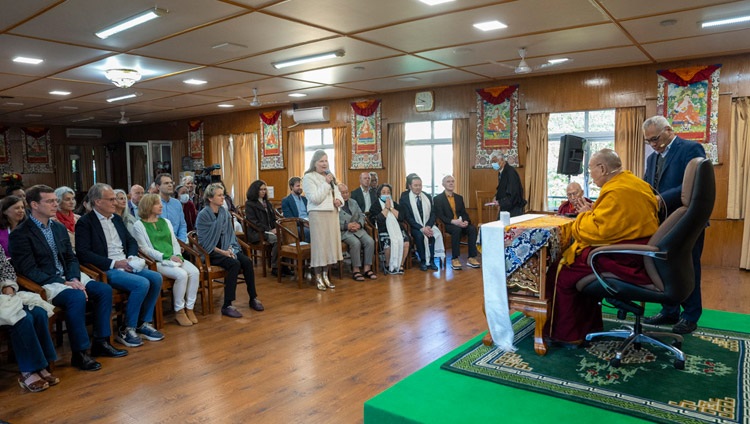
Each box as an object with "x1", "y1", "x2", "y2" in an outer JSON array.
[{"x1": 561, "y1": 171, "x2": 659, "y2": 266}]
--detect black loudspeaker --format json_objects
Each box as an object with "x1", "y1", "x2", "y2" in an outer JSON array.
[{"x1": 556, "y1": 134, "x2": 587, "y2": 175}]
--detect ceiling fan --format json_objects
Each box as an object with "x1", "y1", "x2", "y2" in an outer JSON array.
[
  {"x1": 492, "y1": 48, "x2": 572, "y2": 74},
  {"x1": 238, "y1": 87, "x2": 262, "y2": 107},
  {"x1": 117, "y1": 110, "x2": 142, "y2": 124}
]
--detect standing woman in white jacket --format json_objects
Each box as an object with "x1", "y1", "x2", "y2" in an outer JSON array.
[
  {"x1": 302, "y1": 150, "x2": 344, "y2": 291},
  {"x1": 132, "y1": 194, "x2": 200, "y2": 327}
]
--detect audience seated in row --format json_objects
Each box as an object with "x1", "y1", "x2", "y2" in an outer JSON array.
[{"x1": 338, "y1": 183, "x2": 376, "y2": 281}]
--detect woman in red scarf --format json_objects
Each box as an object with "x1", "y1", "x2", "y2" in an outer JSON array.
[{"x1": 52, "y1": 186, "x2": 79, "y2": 249}]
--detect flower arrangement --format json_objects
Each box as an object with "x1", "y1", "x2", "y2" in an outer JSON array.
[{"x1": 1, "y1": 172, "x2": 23, "y2": 188}]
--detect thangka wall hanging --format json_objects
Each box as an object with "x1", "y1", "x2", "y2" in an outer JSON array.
[
  {"x1": 21, "y1": 127, "x2": 53, "y2": 173},
  {"x1": 188, "y1": 120, "x2": 205, "y2": 169},
  {"x1": 475, "y1": 85, "x2": 519, "y2": 167},
  {"x1": 350, "y1": 99, "x2": 383, "y2": 169},
  {"x1": 0, "y1": 126, "x2": 10, "y2": 174},
  {"x1": 260, "y1": 110, "x2": 284, "y2": 170},
  {"x1": 657, "y1": 64, "x2": 721, "y2": 164}
]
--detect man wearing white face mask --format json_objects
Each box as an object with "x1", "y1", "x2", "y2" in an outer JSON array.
[
  {"x1": 490, "y1": 153, "x2": 526, "y2": 217},
  {"x1": 175, "y1": 184, "x2": 197, "y2": 233}
]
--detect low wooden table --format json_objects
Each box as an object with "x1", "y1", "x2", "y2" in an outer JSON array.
[{"x1": 481, "y1": 214, "x2": 574, "y2": 355}]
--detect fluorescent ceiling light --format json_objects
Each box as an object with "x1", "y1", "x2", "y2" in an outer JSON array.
[
  {"x1": 13, "y1": 56, "x2": 43, "y2": 65},
  {"x1": 60, "y1": 106, "x2": 79, "y2": 110},
  {"x1": 50, "y1": 90, "x2": 71, "y2": 96},
  {"x1": 107, "y1": 93, "x2": 138, "y2": 103},
  {"x1": 184, "y1": 79, "x2": 207, "y2": 85},
  {"x1": 217, "y1": 104, "x2": 234, "y2": 108},
  {"x1": 25, "y1": 114, "x2": 42, "y2": 117},
  {"x1": 288, "y1": 93, "x2": 307, "y2": 98},
  {"x1": 72, "y1": 117, "x2": 95, "y2": 122},
  {"x1": 4, "y1": 102, "x2": 24, "y2": 106},
  {"x1": 473, "y1": 20, "x2": 507, "y2": 31},
  {"x1": 397, "y1": 76, "x2": 421, "y2": 82},
  {"x1": 419, "y1": 0, "x2": 455, "y2": 5},
  {"x1": 95, "y1": 7, "x2": 168, "y2": 39},
  {"x1": 547, "y1": 58, "x2": 569, "y2": 64},
  {"x1": 701, "y1": 15, "x2": 750, "y2": 28},
  {"x1": 272, "y1": 50, "x2": 345, "y2": 69}
]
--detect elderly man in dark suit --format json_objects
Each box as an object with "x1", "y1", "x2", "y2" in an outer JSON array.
[
  {"x1": 10, "y1": 185, "x2": 127, "y2": 372},
  {"x1": 350, "y1": 172, "x2": 378, "y2": 216},
  {"x1": 76, "y1": 183, "x2": 165, "y2": 348},
  {"x1": 642, "y1": 115, "x2": 706, "y2": 334},
  {"x1": 338, "y1": 183, "x2": 376, "y2": 280},
  {"x1": 433, "y1": 175, "x2": 480, "y2": 271}
]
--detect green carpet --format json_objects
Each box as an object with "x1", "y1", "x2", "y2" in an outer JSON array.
[{"x1": 364, "y1": 307, "x2": 750, "y2": 424}]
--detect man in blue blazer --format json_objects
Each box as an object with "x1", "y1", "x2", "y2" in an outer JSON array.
[
  {"x1": 642, "y1": 115, "x2": 706, "y2": 334},
  {"x1": 76, "y1": 183, "x2": 165, "y2": 347},
  {"x1": 350, "y1": 172, "x2": 378, "y2": 216},
  {"x1": 281, "y1": 177, "x2": 310, "y2": 242},
  {"x1": 10, "y1": 185, "x2": 127, "y2": 371}
]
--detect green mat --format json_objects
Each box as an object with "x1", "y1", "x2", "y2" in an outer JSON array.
[
  {"x1": 364, "y1": 308, "x2": 750, "y2": 424},
  {"x1": 441, "y1": 315, "x2": 748, "y2": 424}
]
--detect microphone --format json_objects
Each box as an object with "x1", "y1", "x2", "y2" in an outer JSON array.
[{"x1": 325, "y1": 170, "x2": 336, "y2": 189}]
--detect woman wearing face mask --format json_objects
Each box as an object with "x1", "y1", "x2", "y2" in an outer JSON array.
[
  {"x1": 369, "y1": 184, "x2": 410, "y2": 275},
  {"x1": 175, "y1": 185, "x2": 197, "y2": 232}
]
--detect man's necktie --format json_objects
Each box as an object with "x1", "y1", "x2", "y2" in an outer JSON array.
[
  {"x1": 416, "y1": 195, "x2": 423, "y2": 217},
  {"x1": 654, "y1": 154, "x2": 665, "y2": 190}
]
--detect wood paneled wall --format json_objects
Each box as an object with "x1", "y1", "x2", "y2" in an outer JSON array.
[{"x1": 22, "y1": 51, "x2": 748, "y2": 267}]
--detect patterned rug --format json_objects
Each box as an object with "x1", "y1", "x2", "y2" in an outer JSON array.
[{"x1": 442, "y1": 315, "x2": 749, "y2": 424}]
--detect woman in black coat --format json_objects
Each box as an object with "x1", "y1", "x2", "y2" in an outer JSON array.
[{"x1": 244, "y1": 180, "x2": 279, "y2": 274}]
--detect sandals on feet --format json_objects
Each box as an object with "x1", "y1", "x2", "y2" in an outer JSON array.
[
  {"x1": 352, "y1": 272, "x2": 366, "y2": 281},
  {"x1": 363, "y1": 270, "x2": 377, "y2": 280},
  {"x1": 18, "y1": 372, "x2": 49, "y2": 393},
  {"x1": 38, "y1": 368, "x2": 60, "y2": 386}
]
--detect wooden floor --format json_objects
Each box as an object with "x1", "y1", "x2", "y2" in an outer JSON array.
[{"x1": 2, "y1": 263, "x2": 749, "y2": 424}]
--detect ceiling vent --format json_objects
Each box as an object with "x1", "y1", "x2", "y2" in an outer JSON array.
[
  {"x1": 66, "y1": 128, "x2": 102, "y2": 139},
  {"x1": 292, "y1": 106, "x2": 330, "y2": 124}
]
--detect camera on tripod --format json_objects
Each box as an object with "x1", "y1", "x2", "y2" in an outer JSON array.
[{"x1": 193, "y1": 164, "x2": 222, "y2": 189}]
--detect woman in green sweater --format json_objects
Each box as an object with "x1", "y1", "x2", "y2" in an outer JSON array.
[{"x1": 132, "y1": 194, "x2": 200, "y2": 327}]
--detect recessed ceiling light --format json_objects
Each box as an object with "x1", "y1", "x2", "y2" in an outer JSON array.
[
  {"x1": 473, "y1": 20, "x2": 507, "y2": 31},
  {"x1": 95, "y1": 7, "x2": 168, "y2": 39},
  {"x1": 184, "y1": 79, "x2": 207, "y2": 85},
  {"x1": 25, "y1": 114, "x2": 43, "y2": 117},
  {"x1": 419, "y1": 0, "x2": 455, "y2": 5},
  {"x1": 452, "y1": 47, "x2": 473, "y2": 54},
  {"x1": 288, "y1": 93, "x2": 307, "y2": 98},
  {"x1": 13, "y1": 56, "x2": 44, "y2": 65},
  {"x1": 353, "y1": 66, "x2": 366, "y2": 71},
  {"x1": 4, "y1": 102, "x2": 24, "y2": 106},
  {"x1": 211, "y1": 42, "x2": 248, "y2": 50},
  {"x1": 60, "y1": 106, "x2": 79, "y2": 110},
  {"x1": 398, "y1": 76, "x2": 421, "y2": 82},
  {"x1": 701, "y1": 15, "x2": 750, "y2": 28},
  {"x1": 218, "y1": 104, "x2": 234, "y2": 108},
  {"x1": 547, "y1": 58, "x2": 569, "y2": 64},
  {"x1": 72, "y1": 116, "x2": 95, "y2": 122},
  {"x1": 660, "y1": 19, "x2": 678, "y2": 27},
  {"x1": 50, "y1": 90, "x2": 71, "y2": 96},
  {"x1": 107, "y1": 93, "x2": 138, "y2": 103}
]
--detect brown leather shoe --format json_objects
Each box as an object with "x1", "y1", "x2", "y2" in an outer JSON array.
[
  {"x1": 185, "y1": 309, "x2": 198, "y2": 324},
  {"x1": 175, "y1": 309, "x2": 193, "y2": 326}
]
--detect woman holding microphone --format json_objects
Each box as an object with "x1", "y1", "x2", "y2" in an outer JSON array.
[{"x1": 302, "y1": 150, "x2": 343, "y2": 291}]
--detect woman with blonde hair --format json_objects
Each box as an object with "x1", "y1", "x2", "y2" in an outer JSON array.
[
  {"x1": 132, "y1": 194, "x2": 201, "y2": 326},
  {"x1": 302, "y1": 150, "x2": 344, "y2": 290},
  {"x1": 114, "y1": 188, "x2": 138, "y2": 234}
]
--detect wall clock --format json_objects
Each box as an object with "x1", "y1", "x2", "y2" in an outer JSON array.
[{"x1": 415, "y1": 91, "x2": 434, "y2": 112}]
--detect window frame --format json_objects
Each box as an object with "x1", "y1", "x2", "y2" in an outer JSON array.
[{"x1": 404, "y1": 120, "x2": 453, "y2": 197}]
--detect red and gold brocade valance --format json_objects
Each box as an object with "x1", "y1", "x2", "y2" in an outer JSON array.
[
  {"x1": 657, "y1": 65, "x2": 721, "y2": 87},
  {"x1": 260, "y1": 110, "x2": 282, "y2": 125},
  {"x1": 476, "y1": 85, "x2": 518, "y2": 105},
  {"x1": 189, "y1": 120, "x2": 203, "y2": 132},
  {"x1": 351, "y1": 99, "x2": 381, "y2": 117},
  {"x1": 21, "y1": 127, "x2": 50, "y2": 138}
]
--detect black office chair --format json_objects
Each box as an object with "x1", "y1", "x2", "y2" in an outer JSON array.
[{"x1": 575, "y1": 157, "x2": 714, "y2": 370}]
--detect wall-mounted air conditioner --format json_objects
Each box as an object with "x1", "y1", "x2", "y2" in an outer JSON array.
[
  {"x1": 66, "y1": 128, "x2": 102, "y2": 138},
  {"x1": 292, "y1": 106, "x2": 330, "y2": 124}
]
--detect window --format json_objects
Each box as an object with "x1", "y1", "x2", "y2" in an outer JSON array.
[
  {"x1": 547, "y1": 110, "x2": 615, "y2": 210},
  {"x1": 304, "y1": 128, "x2": 335, "y2": 173},
  {"x1": 404, "y1": 120, "x2": 452, "y2": 196}
]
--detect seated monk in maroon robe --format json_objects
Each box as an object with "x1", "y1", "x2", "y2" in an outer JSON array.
[{"x1": 549, "y1": 149, "x2": 659, "y2": 345}]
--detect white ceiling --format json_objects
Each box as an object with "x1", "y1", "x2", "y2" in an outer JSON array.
[{"x1": 1, "y1": 0, "x2": 749, "y2": 127}]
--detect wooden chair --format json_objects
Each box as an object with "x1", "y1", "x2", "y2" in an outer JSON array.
[
  {"x1": 276, "y1": 218, "x2": 311, "y2": 288},
  {"x1": 78, "y1": 264, "x2": 132, "y2": 333},
  {"x1": 475, "y1": 190, "x2": 498, "y2": 227},
  {"x1": 234, "y1": 212, "x2": 273, "y2": 278}
]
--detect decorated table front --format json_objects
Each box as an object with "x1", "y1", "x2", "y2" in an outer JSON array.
[{"x1": 481, "y1": 214, "x2": 574, "y2": 355}]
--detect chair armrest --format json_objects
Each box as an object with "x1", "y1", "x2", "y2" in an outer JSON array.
[
  {"x1": 587, "y1": 244, "x2": 664, "y2": 296},
  {"x1": 237, "y1": 238, "x2": 253, "y2": 256},
  {"x1": 179, "y1": 240, "x2": 206, "y2": 270},
  {"x1": 81, "y1": 264, "x2": 108, "y2": 283},
  {"x1": 16, "y1": 275, "x2": 46, "y2": 299},
  {"x1": 138, "y1": 250, "x2": 158, "y2": 271}
]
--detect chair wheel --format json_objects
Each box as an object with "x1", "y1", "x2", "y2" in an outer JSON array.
[
  {"x1": 674, "y1": 359, "x2": 685, "y2": 370},
  {"x1": 609, "y1": 357, "x2": 621, "y2": 368}
]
